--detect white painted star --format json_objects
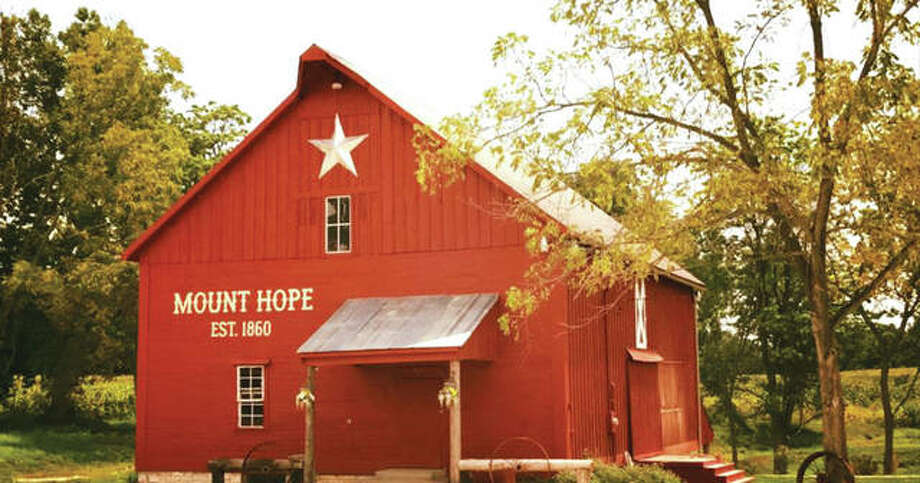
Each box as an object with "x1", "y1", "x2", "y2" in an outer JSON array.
[{"x1": 308, "y1": 114, "x2": 368, "y2": 178}]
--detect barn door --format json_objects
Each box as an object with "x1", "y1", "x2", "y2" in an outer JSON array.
[
  {"x1": 659, "y1": 362, "x2": 685, "y2": 451},
  {"x1": 626, "y1": 355, "x2": 663, "y2": 459}
]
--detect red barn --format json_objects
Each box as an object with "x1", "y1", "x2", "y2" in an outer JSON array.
[{"x1": 123, "y1": 45, "x2": 719, "y2": 482}]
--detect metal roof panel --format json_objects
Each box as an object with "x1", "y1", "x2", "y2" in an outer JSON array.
[{"x1": 297, "y1": 293, "x2": 499, "y2": 354}]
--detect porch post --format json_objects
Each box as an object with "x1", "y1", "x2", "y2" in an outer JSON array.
[
  {"x1": 303, "y1": 365, "x2": 317, "y2": 483},
  {"x1": 449, "y1": 360, "x2": 461, "y2": 483}
]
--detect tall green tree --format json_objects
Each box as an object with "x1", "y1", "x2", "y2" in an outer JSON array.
[
  {"x1": 858, "y1": 257, "x2": 920, "y2": 474},
  {"x1": 734, "y1": 219, "x2": 816, "y2": 474},
  {"x1": 692, "y1": 229, "x2": 755, "y2": 465},
  {"x1": 0, "y1": 9, "x2": 67, "y2": 383},
  {"x1": 0, "y1": 8, "x2": 249, "y2": 419},
  {"x1": 691, "y1": 220, "x2": 816, "y2": 473},
  {"x1": 415, "y1": 2, "x2": 920, "y2": 476}
]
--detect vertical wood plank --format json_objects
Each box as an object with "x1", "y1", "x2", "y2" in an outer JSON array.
[{"x1": 382, "y1": 110, "x2": 394, "y2": 254}]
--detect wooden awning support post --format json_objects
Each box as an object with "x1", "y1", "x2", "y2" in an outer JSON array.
[
  {"x1": 303, "y1": 366, "x2": 317, "y2": 483},
  {"x1": 449, "y1": 360, "x2": 461, "y2": 483}
]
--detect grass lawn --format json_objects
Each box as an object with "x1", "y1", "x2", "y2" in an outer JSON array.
[
  {"x1": 755, "y1": 476, "x2": 920, "y2": 482},
  {"x1": 706, "y1": 368, "x2": 920, "y2": 480},
  {"x1": 0, "y1": 375, "x2": 135, "y2": 482},
  {"x1": 0, "y1": 421, "x2": 134, "y2": 482}
]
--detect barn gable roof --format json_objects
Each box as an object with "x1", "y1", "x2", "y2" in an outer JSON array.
[{"x1": 122, "y1": 44, "x2": 703, "y2": 290}]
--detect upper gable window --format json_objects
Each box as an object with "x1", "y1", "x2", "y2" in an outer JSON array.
[
  {"x1": 635, "y1": 279, "x2": 648, "y2": 349},
  {"x1": 326, "y1": 195, "x2": 351, "y2": 253}
]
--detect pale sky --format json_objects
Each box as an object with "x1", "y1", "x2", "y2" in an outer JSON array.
[
  {"x1": 4, "y1": 1, "x2": 918, "y2": 129},
  {"x1": 5, "y1": 1, "x2": 560, "y2": 127}
]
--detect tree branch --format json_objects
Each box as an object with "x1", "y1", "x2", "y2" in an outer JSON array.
[
  {"x1": 694, "y1": 0, "x2": 761, "y2": 168},
  {"x1": 830, "y1": 239, "x2": 919, "y2": 327},
  {"x1": 858, "y1": 0, "x2": 919, "y2": 81},
  {"x1": 615, "y1": 107, "x2": 740, "y2": 152},
  {"x1": 895, "y1": 367, "x2": 920, "y2": 414}
]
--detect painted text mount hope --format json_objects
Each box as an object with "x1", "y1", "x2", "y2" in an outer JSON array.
[
  {"x1": 173, "y1": 288, "x2": 314, "y2": 339},
  {"x1": 173, "y1": 288, "x2": 315, "y2": 315}
]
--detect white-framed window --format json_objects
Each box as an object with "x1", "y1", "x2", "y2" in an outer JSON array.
[
  {"x1": 635, "y1": 279, "x2": 648, "y2": 349},
  {"x1": 325, "y1": 195, "x2": 351, "y2": 253},
  {"x1": 237, "y1": 365, "x2": 265, "y2": 428}
]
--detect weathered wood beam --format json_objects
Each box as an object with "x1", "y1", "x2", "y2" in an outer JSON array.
[
  {"x1": 304, "y1": 366, "x2": 317, "y2": 483},
  {"x1": 449, "y1": 360, "x2": 461, "y2": 483}
]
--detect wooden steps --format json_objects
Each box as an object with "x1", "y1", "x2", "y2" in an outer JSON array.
[{"x1": 637, "y1": 454, "x2": 753, "y2": 483}]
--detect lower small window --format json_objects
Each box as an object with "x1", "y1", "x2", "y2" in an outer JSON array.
[{"x1": 237, "y1": 365, "x2": 265, "y2": 428}]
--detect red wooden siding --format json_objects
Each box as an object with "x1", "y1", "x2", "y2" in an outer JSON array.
[
  {"x1": 137, "y1": 248, "x2": 571, "y2": 473},
  {"x1": 142, "y1": 64, "x2": 521, "y2": 265},
  {"x1": 567, "y1": 278, "x2": 699, "y2": 462},
  {"x1": 605, "y1": 285, "x2": 635, "y2": 461},
  {"x1": 567, "y1": 290, "x2": 611, "y2": 459}
]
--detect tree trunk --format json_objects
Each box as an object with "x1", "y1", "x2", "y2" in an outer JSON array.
[
  {"x1": 47, "y1": 338, "x2": 82, "y2": 422},
  {"x1": 728, "y1": 405, "x2": 738, "y2": 465},
  {"x1": 879, "y1": 362, "x2": 895, "y2": 474},
  {"x1": 770, "y1": 414, "x2": 788, "y2": 474},
  {"x1": 811, "y1": 308, "x2": 848, "y2": 482}
]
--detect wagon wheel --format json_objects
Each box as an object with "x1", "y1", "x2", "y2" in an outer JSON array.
[{"x1": 795, "y1": 451, "x2": 855, "y2": 483}]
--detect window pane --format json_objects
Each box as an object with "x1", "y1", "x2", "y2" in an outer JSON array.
[
  {"x1": 339, "y1": 197, "x2": 349, "y2": 223},
  {"x1": 340, "y1": 227, "x2": 350, "y2": 251},
  {"x1": 242, "y1": 404, "x2": 253, "y2": 415},
  {"x1": 253, "y1": 416, "x2": 264, "y2": 426},
  {"x1": 242, "y1": 416, "x2": 252, "y2": 426},
  {"x1": 326, "y1": 198, "x2": 337, "y2": 224},
  {"x1": 254, "y1": 404, "x2": 264, "y2": 416},
  {"x1": 327, "y1": 226, "x2": 337, "y2": 252},
  {"x1": 240, "y1": 367, "x2": 250, "y2": 377},
  {"x1": 251, "y1": 367, "x2": 262, "y2": 377},
  {"x1": 240, "y1": 378, "x2": 251, "y2": 389}
]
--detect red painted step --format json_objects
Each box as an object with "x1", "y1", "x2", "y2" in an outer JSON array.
[{"x1": 637, "y1": 454, "x2": 753, "y2": 483}]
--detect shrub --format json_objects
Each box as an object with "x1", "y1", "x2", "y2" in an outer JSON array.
[
  {"x1": 0, "y1": 374, "x2": 51, "y2": 424},
  {"x1": 73, "y1": 375, "x2": 135, "y2": 422},
  {"x1": 850, "y1": 454, "x2": 878, "y2": 475},
  {"x1": 846, "y1": 404, "x2": 883, "y2": 426},
  {"x1": 896, "y1": 400, "x2": 920, "y2": 428},
  {"x1": 555, "y1": 462, "x2": 681, "y2": 483}
]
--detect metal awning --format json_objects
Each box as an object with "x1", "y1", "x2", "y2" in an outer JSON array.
[
  {"x1": 627, "y1": 347, "x2": 664, "y2": 363},
  {"x1": 297, "y1": 293, "x2": 499, "y2": 366}
]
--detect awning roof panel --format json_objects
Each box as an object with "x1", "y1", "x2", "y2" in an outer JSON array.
[{"x1": 297, "y1": 293, "x2": 498, "y2": 355}]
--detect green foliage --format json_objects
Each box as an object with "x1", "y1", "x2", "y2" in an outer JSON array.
[
  {"x1": 897, "y1": 400, "x2": 920, "y2": 428},
  {"x1": 851, "y1": 454, "x2": 880, "y2": 475},
  {"x1": 692, "y1": 219, "x2": 816, "y2": 472},
  {"x1": 0, "y1": 375, "x2": 50, "y2": 425},
  {"x1": 0, "y1": 7, "x2": 248, "y2": 418},
  {"x1": 705, "y1": 367, "x2": 920, "y2": 474},
  {"x1": 172, "y1": 101, "x2": 251, "y2": 191},
  {"x1": 554, "y1": 462, "x2": 681, "y2": 483},
  {"x1": 73, "y1": 375, "x2": 134, "y2": 422},
  {"x1": 0, "y1": 374, "x2": 134, "y2": 426}
]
